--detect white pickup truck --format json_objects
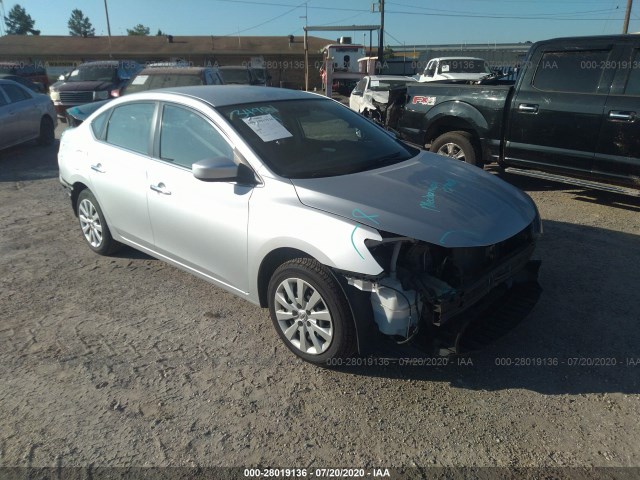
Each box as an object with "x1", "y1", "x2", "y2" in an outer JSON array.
[{"x1": 417, "y1": 57, "x2": 492, "y2": 83}]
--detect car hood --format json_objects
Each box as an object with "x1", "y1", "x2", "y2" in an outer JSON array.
[
  {"x1": 57, "y1": 81, "x2": 115, "y2": 91},
  {"x1": 290, "y1": 151, "x2": 537, "y2": 248}
]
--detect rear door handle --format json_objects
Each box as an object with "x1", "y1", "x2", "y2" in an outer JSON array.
[
  {"x1": 150, "y1": 183, "x2": 172, "y2": 195},
  {"x1": 90, "y1": 163, "x2": 105, "y2": 173},
  {"x1": 608, "y1": 110, "x2": 635, "y2": 121},
  {"x1": 518, "y1": 103, "x2": 539, "y2": 113}
]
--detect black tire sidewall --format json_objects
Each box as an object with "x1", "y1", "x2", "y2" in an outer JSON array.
[
  {"x1": 38, "y1": 117, "x2": 54, "y2": 146},
  {"x1": 268, "y1": 260, "x2": 353, "y2": 364},
  {"x1": 430, "y1": 132, "x2": 479, "y2": 166},
  {"x1": 77, "y1": 190, "x2": 115, "y2": 255}
]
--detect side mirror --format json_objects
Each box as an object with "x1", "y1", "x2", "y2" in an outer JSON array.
[{"x1": 192, "y1": 157, "x2": 239, "y2": 181}]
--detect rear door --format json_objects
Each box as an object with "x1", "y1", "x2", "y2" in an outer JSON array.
[
  {"x1": 504, "y1": 41, "x2": 618, "y2": 174},
  {"x1": 2, "y1": 83, "x2": 40, "y2": 143},
  {"x1": 593, "y1": 45, "x2": 640, "y2": 185},
  {"x1": 88, "y1": 102, "x2": 156, "y2": 248}
]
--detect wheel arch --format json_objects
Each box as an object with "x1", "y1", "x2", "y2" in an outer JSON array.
[
  {"x1": 257, "y1": 247, "x2": 313, "y2": 308},
  {"x1": 71, "y1": 182, "x2": 89, "y2": 216}
]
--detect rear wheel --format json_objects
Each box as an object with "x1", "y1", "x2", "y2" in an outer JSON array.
[
  {"x1": 77, "y1": 190, "x2": 122, "y2": 256},
  {"x1": 267, "y1": 258, "x2": 356, "y2": 365},
  {"x1": 430, "y1": 131, "x2": 482, "y2": 167},
  {"x1": 37, "y1": 116, "x2": 55, "y2": 146}
]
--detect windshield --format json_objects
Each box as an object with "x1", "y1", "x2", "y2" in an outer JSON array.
[
  {"x1": 369, "y1": 79, "x2": 415, "y2": 91},
  {"x1": 439, "y1": 59, "x2": 491, "y2": 74},
  {"x1": 221, "y1": 68, "x2": 251, "y2": 84},
  {"x1": 123, "y1": 73, "x2": 203, "y2": 94},
  {"x1": 219, "y1": 98, "x2": 418, "y2": 179},
  {"x1": 69, "y1": 65, "x2": 118, "y2": 82}
]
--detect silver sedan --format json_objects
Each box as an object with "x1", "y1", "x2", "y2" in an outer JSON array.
[
  {"x1": 0, "y1": 79, "x2": 57, "y2": 150},
  {"x1": 58, "y1": 86, "x2": 542, "y2": 364}
]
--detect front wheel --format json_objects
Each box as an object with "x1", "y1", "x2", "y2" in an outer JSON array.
[
  {"x1": 429, "y1": 131, "x2": 482, "y2": 167},
  {"x1": 77, "y1": 190, "x2": 122, "y2": 255},
  {"x1": 267, "y1": 258, "x2": 356, "y2": 365}
]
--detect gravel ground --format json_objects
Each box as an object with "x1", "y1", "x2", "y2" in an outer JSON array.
[{"x1": 1, "y1": 124, "x2": 639, "y2": 476}]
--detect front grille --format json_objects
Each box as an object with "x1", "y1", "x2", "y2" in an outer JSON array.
[{"x1": 59, "y1": 91, "x2": 93, "y2": 104}]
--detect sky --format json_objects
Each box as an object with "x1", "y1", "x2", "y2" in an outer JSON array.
[{"x1": 0, "y1": 0, "x2": 638, "y2": 46}]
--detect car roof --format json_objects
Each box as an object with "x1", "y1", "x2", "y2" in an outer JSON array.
[
  {"x1": 432, "y1": 57, "x2": 486, "y2": 61},
  {"x1": 219, "y1": 66, "x2": 249, "y2": 70},
  {"x1": 78, "y1": 60, "x2": 134, "y2": 68},
  {"x1": 130, "y1": 85, "x2": 318, "y2": 107},
  {"x1": 137, "y1": 67, "x2": 208, "y2": 75},
  {"x1": 367, "y1": 75, "x2": 416, "y2": 81},
  {"x1": 0, "y1": 78, "x2": 29, "y2": 88}
]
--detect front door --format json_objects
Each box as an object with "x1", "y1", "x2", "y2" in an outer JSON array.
[{"x1": 146, "y1": 103, "x2": 252, "y2": 293}]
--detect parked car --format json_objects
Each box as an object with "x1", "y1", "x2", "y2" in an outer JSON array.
[
  {"x1": 49, "y1": 60, "x2": 142, "y2": 121},
  {"x1": 58, "y1": 86, "x2": 541, "y2": 364},
  {"x1": 65, "y1": 66, "x2": 225, "y2": 126},
  {"x1": 0, "y1": 62, "x2": 49, "y2": 91},
  {"x1": 0, "y1": 79, "x2": 57, "y2": 150},
  {"x1": 249, "y1": 67, "x2": 272, "y2": 86},
  {"x1": 219, "y1": 66, "x2": 259, "y2": 85},
  {"x1": 349, "y1": 75, "x2": 417, "y2": 121},
  {"x1": 416, "y1": 57, "x2": 492, "y2": 83},
  {"x1": 0, "y1": 74, "x2": 46, "y2": 93},
  {"x1": 384, "y1": 34, "x2": 640, "y2": 196}
]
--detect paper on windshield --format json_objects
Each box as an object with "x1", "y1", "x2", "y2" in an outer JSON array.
[
  {"x1": 441, "y1": 64, "x2": 450, "y2": 72},
  {"x1": 132, "y1": 75, "x2": 148, "y2": 85},
  {"x1": 242, "y1": 114, "x2": 292, "y2": 142},
  {"x1": 369, "y1": 80, "x2": 379, "y2": 87}
]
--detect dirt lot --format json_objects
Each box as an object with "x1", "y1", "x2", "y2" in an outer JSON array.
[{"x1": 1, "y1": 124, "x2": 639, "y2": 476}]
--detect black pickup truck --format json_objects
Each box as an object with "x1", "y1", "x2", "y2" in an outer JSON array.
[{"x1": 383, "y1": 35, "x2": 640, "y2": 196}]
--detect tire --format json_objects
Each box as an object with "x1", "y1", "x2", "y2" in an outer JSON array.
[
  {"x1": 37, "y1": 116, "x2": 55, "y2": 146},
  {"x1": 429, "y1": 131, "x2": 482, "y2": 167},
  {"x1": 267, "y1": 258, "x2": 356, "y2": 365},
  {"x1": 76, "y1": 190, "x2": 122, "y2": 256}
]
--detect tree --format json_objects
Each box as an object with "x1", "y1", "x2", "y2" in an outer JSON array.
[
  {"x1": 68, "y1": 9, "x2": 95, "y2": 37},
  {"x1": 383, "y1": 45, "x2": 395, "y2": 61},
  {"x1": 4, "y1": 4, "x2": 40, "y2": 35},
  {"x1": 126, "y1": 24, "x2": 150, "y2": 36},
  {"x1": 156, "y1": 29, "x2": 165, "y2": 36}
]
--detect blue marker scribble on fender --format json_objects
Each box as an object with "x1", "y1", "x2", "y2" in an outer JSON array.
[
  {"x1": 419, "y1": 179, "x2": 457, "y2": 211},
  {"x1": 350, "y1": 209, "x2": 380, "y2": 260}
]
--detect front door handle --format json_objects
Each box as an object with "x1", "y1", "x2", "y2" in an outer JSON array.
[
  {"x1": 518, "y1": 103, "x2": 539, "y2": 113},
  {"x1": 90, "y1": 163, "x2": 105, "y2": 173},
  {"x1": 150, "y1": 183, "x2": 172, "y2": 195},
  {"x1": 608, "y1": 110, "x2": 636, "y2": 121}
]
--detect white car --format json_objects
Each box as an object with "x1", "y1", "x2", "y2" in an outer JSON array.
[
  {"x1": 349, "y1": 75, "x2": 417, "y2": 121},
  {"x1": 417, "y1": 57, "x2": 492, "y2": 83},
  {"x1": 0, "y1": 79, "x2": 57, "y2": 150}
]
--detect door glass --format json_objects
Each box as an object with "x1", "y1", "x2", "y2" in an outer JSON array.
[
  {"x1": 533, "y1": 50, "x2": 610, "y2": 93},
  {"x1": 0, "y1": 88, "x2": 8, "y2": 106},
  {"x1": 159, "y1": 104, "x2": 233, "y2": 168},
  {"x1": 623, "y1": 50, "x2": 640, "y2": 96},
  {"x1": 3, "y1": 84, "x2": 31, "y2": 103},
  {"x1": 105, "y1": 102, "x2": 155, "y2": 154}
]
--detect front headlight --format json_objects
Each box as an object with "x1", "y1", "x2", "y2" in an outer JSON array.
[
  {"x1": 93, "y1": 90, "x2": 109, "y2": 100},
  {"x1": 49, "y1": 90, "x2": 60, "y2": 102}
]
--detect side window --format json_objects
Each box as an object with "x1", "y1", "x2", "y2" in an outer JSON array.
[
  {"x1": 204, "y1": 70, "x2": 214, "y2": 85},
  {"x1": 354, "y1": 78, "x2": 367, "y2": 93},
  {"x1": 3, "y1": 84, "x2": 31, "y2": 103},
  {"x1": 159, "y1": 104, "x2": 233, "y2": 169},
  {"x1": 0, "y1": 88, "x2": 8, "y2": 107},
  {"x1": 624, "y1": 49, "x2": 640, "y2": 96},
  {"x1": 426, "y1": 61, "x2": 436, "y2": 77},
  {"x1": 533, "y1": 50, "x2": 610, "y2": 94},
  {"x1": 91, "y1": 110, "x2": 109, "y2": 139},
  {"x1": 105, "y1": 102, "x2": 155, "y2": 154}
]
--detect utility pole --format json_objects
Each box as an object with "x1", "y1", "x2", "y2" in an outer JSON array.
[
  {"x1": 623, "y1": 0, "x2": 633, "y2": 34},
  {"x1": 377, "y1": 0, "x2": 385, "y2": 73},
  {"x1": 103, "y1": 0, "x2": 113, "y2": 58}
]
